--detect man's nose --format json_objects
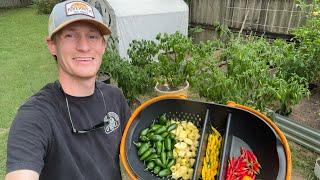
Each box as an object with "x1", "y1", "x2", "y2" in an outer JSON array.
[{"x1": 76, "y1": 35, "x2": 90, "y2": 52}]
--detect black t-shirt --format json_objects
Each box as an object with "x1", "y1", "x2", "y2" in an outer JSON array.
[{"x1": 7, "y1": 81, "x2": 131, "y2": 180}]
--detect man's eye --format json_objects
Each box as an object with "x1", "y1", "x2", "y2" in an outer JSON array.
[
  {"x1": 64, "y1": 33, "x2": 76, "y2": 38},
  {"x1": 89, "y1": 35, "x2": 99, "y2": 39}
]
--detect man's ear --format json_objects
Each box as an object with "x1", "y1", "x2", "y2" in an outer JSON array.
[
  {"x1": 46, "y1": 36, "x2": 57, "y2": 57},
  {"x1": 103, "y1": 39, "x2": 107, "y2": 52}
]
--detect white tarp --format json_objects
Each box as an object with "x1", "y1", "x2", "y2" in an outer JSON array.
[{"x1": 87, "y1": 0, "x2": 189, "y2": 59}]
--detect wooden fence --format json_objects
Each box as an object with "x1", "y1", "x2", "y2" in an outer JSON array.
[
  {"x1": 190, "y1": 0, "x2": 311, "y2": 36},
  {"x1": 0, "y1": 0, "x2": 32, "y2": 8}
]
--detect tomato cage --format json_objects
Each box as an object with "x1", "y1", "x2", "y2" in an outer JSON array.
[{"x1": 120, "y1": 95, "x2": 291, "y2": 180}]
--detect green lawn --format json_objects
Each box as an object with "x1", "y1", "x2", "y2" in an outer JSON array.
[{"x1": 0, "y1": 6, "x2": 57, "y2": 178}]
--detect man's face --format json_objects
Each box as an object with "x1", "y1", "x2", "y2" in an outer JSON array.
[{"x1": 47, "y1": 21, "x2": 106, "y2": 80}]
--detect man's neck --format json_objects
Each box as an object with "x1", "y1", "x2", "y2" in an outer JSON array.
[{"x1": 59, "y1": 75, "x2": 96, "y2": 97}]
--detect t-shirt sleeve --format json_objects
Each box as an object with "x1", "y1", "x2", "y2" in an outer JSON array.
[{"x1": 6, "y1": 106, "x2": 52, "y2": 174}]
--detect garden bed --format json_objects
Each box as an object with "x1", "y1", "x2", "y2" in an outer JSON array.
[{"x1": 290, "y1": 85, "x2": 320, "y2": 130}]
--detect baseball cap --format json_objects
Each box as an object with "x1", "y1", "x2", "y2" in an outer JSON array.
[{"x1": 48, "y1": 0, "x2": 111, "y2": 39}]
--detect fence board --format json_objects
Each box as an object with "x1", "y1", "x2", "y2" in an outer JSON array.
[
  {"x1": 211, "y1": 0, "x2": 220, "y2": 24},
  {"x1": 190, "y1": 0, "x2": 308, "y2": 36},
  {"x1": 245, "y1": 0, "x2": 255, "y2": 30},
  {"x1": 272, "y1": 0, "x2": 285, "y2": 33},
  {"x1": 0, "y1": 0, "x2": 31, "y2": 8},
  {"x1": 225, "y1": 0, "x2": 234, "y2": 27},
  {"x1": 266, "y1": 0, "x2": 277, "y2": 33},
  {"x1": 219, "y1": 0, "x2": 226, "y2": 23},
  {"x1": 251, "y1": 0, "x2": 262, "y2": 30}
]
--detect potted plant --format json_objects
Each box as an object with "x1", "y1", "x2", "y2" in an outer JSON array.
[
  {"x1": 97, "y1": 46, "x2": 119, "y2": 84},
  {"x1": 96, "y1": 71, "x2": 111, "y2": 84},
  {"x1": 153, "y1": 32, "x2": 196, "y2": 96},
  {"x1": 315, "y1": 157, "x2": 320, "y2": 179}
]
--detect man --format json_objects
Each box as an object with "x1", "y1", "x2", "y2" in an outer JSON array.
[{"x1": 6, "y1": 0, "x2": 131, "y2": 179}]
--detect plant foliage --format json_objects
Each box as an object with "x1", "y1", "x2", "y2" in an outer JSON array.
[
  {"x1": 192, "y1": 37, "x2": 310, "y2": 115},
  {"x1": 291, "y1": 0, "x2": 320, "y2": 84},
  {"x1": 35, "y1": 0, "x2": 59, "y2": 14}
]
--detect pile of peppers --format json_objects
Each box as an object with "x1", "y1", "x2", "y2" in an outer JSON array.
[
  {"x1": 226, "y1": 147, "x2": 262, "y2": 180},
  {"x1": 133, "y1": 114, "x2": 177, "y2": 177}
]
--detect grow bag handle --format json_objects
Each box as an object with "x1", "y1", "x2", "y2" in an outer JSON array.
[
  {"x1": 227, "y1": 101, "x2": 292, "y2": 180},
  {"x1": 120, "y1": 94, "x2": 187, "y2": 180}
]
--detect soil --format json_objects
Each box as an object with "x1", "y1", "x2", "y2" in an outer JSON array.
[{"x1": 289, "y1": 85, "x2": 320, "y2": 130}]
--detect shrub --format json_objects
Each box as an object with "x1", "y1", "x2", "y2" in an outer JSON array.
[
  {"x1": 192, "y1": 37, "x2": 310, "y2": 115},
  {"x1": 291, "y1": 0, "x2": 320, "y2": 84},
  {"x1": 101, "y1": 45, "x2": 156, "y2": 103},
  {"x1": 36, "y1": 0, "x2": 59, "y2": 14}
]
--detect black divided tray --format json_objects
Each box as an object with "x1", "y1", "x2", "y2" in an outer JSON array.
[{"x1": 124, "y1": 98, "x2": 287, "y2": 180}]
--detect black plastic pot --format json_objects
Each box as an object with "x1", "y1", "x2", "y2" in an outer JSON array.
[
  {"x1": 97, "y1": 72, "x2": 111, "y2": 84},
  {"x1": 308, "y1": 83, "x2": 318, "y2": 91}
]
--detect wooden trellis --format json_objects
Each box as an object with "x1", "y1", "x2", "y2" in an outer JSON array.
[
  {"x1": 0, "y1": 0, "x2": 32, "y2": 8},
  {"x1": 190, "y1": 0, "x2": 310, "y2": 35}
]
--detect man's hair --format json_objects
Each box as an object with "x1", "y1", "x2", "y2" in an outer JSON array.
[{"x1": 51, "y1": 33, "x2": 60, "y2": 61}]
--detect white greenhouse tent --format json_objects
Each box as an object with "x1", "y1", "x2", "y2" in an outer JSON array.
[{"x1": 87, "y1": 0, "x2": 189, "y2": 58}]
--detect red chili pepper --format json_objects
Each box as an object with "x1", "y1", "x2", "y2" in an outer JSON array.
[{"x1": 226, "y1": 148, "x2": 262, "y2": 180}]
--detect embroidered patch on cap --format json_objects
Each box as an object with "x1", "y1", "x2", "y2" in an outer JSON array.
[{"x1": 65, "y1": 1, "x2": 94, "y2": 17}]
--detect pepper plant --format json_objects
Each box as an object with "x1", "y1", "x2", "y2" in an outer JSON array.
[
  {"x1": 291, "y1": 0, "x2": 320, "y2": 84},
  {"x1": 127, "y1": 39, "x2": 159, "y2": 68},
  {"x1": 155, "y1": 32, "x2": 196, "y2": 89},
  {"x1": 192, "y1": 36, "x2": 310, "y2": 115},
  {"x1": 102, "y1": 46, "x2": 155, "y2": 104}
]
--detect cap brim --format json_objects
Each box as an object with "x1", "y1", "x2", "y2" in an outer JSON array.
[{"x1": 49, "y1": 18, "x2": 111, "y2": 38}]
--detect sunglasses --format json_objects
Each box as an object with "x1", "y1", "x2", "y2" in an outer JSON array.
[{"x1": 62, "y1": 85, "x2": 108, "y2": 134}]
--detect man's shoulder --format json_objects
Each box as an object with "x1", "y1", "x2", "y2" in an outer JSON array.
[
  {"x1": 20, "y1": 82, "x2": 61, "y2": 112},
  {"x1": 96, "y1": 82, "x2": 123, "y2": 97}
]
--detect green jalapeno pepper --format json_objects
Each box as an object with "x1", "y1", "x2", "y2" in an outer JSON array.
[
  {"x1": 140, "y1": 128, "x2": 149, "y2": 137},
  {"x1": 153, "y1": 166, "x2": 161, "y2": 174},
  {"x1": 166, "y1": 151, "x2": 173, "y2": 159},
  {"x1": 150, "y1": 135, "x2": 164, "y2": 142},
  {"x1": 159, "y1": 114, "x2": 167, "y2": 125},
  {"x1": 156, "y1": 141, "x2": 162, "y2": 155},
  {"x1": 160, "y1": 151, "x2": 167, "y2": 165},
  {"x1": 164, "y1": 137, "x2": 172, "y2": 151},
  {"x1": 160, "y1": 132, "x2": 169, "y2": 138},
  {"x1": 154, "y1": 158, "x2": 166, "y2": 168},
  {"x1": 138, "y1": 143, "x2": 150, "y2": 156},
  {"x1": 155, "y1": 126, "x2": 167, "y2": 134},
  {"x1": 146, "y1": 161, "x2": 155, "y2": 170},
  {"x1": 139, "y1": 135, "x2": 149, "y2": 142},
  {"x1": 167, "y1": 123, "x2": 177, "y2": 132},
  {"x1": 133, "y1": 141, "x2": 142, "y2": 148},
  {"x1": 140, "y1": 149, "x2": 153, "y2": 160},
  {"x1": 158, "y1": 168, "x2": 172, "y2": 177},
  {"x1": 145, "y1": 154, "x2": 158, "y2": 162},
  {"x1": 166, "y1": 159, "x2": 175, "y2": 168},
  {"x1": 150, "y1": 124, "x2": 162, "y2": 131}
]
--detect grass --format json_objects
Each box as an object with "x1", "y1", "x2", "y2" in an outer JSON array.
[
  {"x1": 0, "y1": 5, "x2": 57, "y2": 178},
  {"x1": 291, "y1": 142, "x2": 319, "y2": 179}
]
